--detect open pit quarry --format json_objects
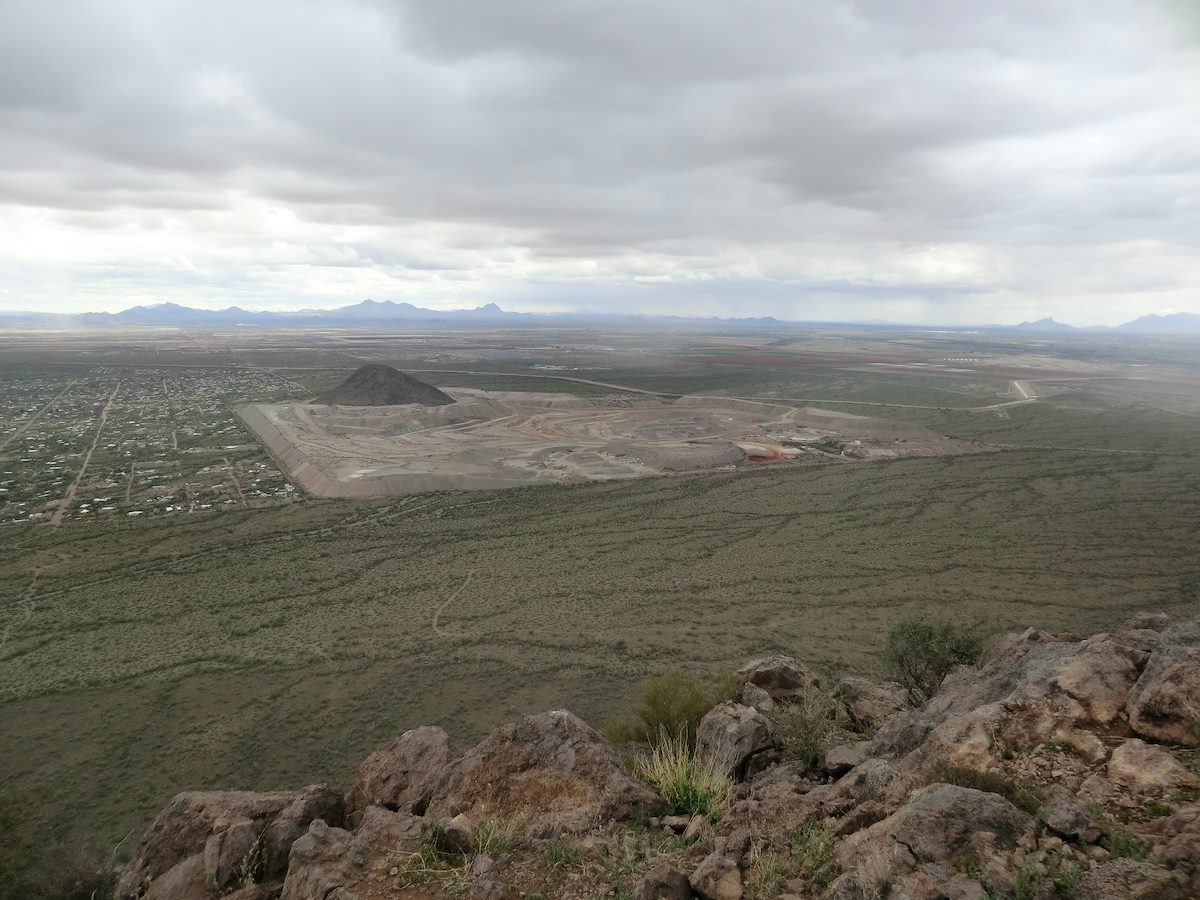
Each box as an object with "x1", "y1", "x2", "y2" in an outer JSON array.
[{"x1": 238, "y1": 389, "x2": 982, "y2": 498}]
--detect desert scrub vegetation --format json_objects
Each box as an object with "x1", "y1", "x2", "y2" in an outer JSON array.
[
  {"x1": 771, "y1": 682, "x2": 857, "y2": 773},
  {"x1": 388, "y1": 815, "x2": 511, "y2": 894},
  {"x1": 634, "y1": 728, "x2": 733, "y2": 821},
  {"x1": 745, "y1": 818, "x2": 839, "y2": 899},
  {"x1": 606, "y1": 669, "x2": 738, "y2": 749},
  {"x1": 0, "y1": 790, "x2": 118, "y2": 900},
  {"x1": 883, "y1": 617, "x2": 984, "y2": 704}
]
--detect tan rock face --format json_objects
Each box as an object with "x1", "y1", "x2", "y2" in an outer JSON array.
[
  {"x1": 689, "y1": 850, "x2": 743, "y2": 900},
  {"x1": 1106, "y1": 738, "x2": 1200, "y2": 797},
  {"x1": 1127, "y1": 621, "x2": 1200, "y2": 746},
  {"x1": 429, "y1": 709, "x2": 666, "y2": 833},
  {"x1": 344, "y1": 725, "x2": 460, "y2": 824},
  {"x1": 696, "y1": 702, "x2": 776, "y2": 778}
]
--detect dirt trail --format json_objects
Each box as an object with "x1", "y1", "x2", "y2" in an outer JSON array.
[
  {"x1": 433, "y1": 570, "x2": 474, "y2": 636},
  {"x1": 715, "y1": 384, "x2": 1041, "y2": 413},
  {"x1": 1, "y1": 551, "x2": 69, "y2": 654},
  {"x1": 50, "y1": 381, "x2": 122, "y2": 526},
  {"x1": 125, "y1": 462, "x2": 137, "y2": 503},
  {"x1": 0, "y1": 378, "x2": 78, "y2": 452},
  {"x1": 223, "y1": 456, "x2": 246, "y2": 502}
]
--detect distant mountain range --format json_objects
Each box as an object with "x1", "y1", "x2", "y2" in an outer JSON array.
[{"x1": 0, "y1": 299, "x2": 1197, "y2": 334}]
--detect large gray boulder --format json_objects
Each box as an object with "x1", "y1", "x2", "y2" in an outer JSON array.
[
  {"x1": 345, "y1": 725, "x2": 460, "y2": 824},
  {"x1": 429, "y1": 709, "x2": 666, "y2": 833},
  {"x1": 280, "y1": 820, "x2": 370, "y2": 900},
  {"x1": 833, "y1": 784, "x2": 1034, "y2": 897},
  {"x1": 736, "y1": 655, "x2": 819, "y2": 703},
  {"x1": 1126, "y1": 619, "x2": 1200, "y2": 746},
  {"x1": 116, "y1": 785, "x2": 343, "y2": 899},
  {"x1": 696, "y1": 702, "x2": 775, "y2": 779}
]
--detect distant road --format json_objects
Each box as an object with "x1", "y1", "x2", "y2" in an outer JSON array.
[
  {"x1": 403, "y1": 368, "x2": 681, "y2": 398},
  {"x1": 0, "y1": 378, "x2": 78, "y2": 452}
]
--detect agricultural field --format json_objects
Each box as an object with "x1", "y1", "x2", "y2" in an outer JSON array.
[{"x1": 1, "y1": 324, "x2": 1199, "y2": 849}]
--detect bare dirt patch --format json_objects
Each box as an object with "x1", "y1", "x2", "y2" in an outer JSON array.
[{"x1": 240, "y1": 389, "x2": 983, "y2": 498}]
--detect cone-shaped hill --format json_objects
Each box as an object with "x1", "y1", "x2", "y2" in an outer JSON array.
[{"x1": 316, "y1": 364, "x2": 455, "y2": 406}]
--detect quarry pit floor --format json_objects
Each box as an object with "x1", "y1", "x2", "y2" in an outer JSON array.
[{"x1": 239, "y1": 389, "x2": 980, "y2": 498}]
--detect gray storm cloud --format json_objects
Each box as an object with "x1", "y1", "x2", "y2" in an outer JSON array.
[{"x1": 0, "y1": 0, "x2": 1197, "y2": 323}]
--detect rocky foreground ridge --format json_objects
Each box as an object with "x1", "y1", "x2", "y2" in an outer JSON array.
[{"x1": 118, "y1": 613, "x2": 1200, "y2": 899}]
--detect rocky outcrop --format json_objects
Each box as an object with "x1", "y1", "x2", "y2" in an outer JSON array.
[
  {"x1": 1126, "y1": 619, "x2": 1200, "y2": 746},
  {"x1": 117, "y1": 785, "x2": 344, "y2": 899},
  {"x1": 120, "y1": 611, "x2": 1200, "y2": 900},
  {"x1": 833, "y1": 784, "x2": 1034, "y2": 896},
  {"x1": 429, "y1": 709, "x2": 667, "y2": 833}
]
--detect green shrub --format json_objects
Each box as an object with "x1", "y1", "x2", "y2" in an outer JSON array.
[
  {"x1": 607, "y1": 670, "x2": 738, "y2": 749},
  {"x1": 772, "y1": 683, "x2": 853, "y2": 773},
  {"x1": 1014, "y1": 855, "x2": 1083, "y2": 900},
  {"x1": 883, "y1": 618, "x2": 984, "y2": 704},
  {"x1": 635, "y1": 728, "x2": 733, "y2": 821},
  {"x1": 746, "y1": 819, "x2": 839, "y2": 898}
]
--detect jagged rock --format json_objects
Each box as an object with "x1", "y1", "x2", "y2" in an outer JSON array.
[
  {"x1": 697, "y1": 702, "x2": 775, "y2": 778},
  {"x1": 1143, "y1": 801, "x2": 1200, "y2": 891},
  {"x1": 354, "y1": 806, "x2": 423, "y2": 853},
  {"x1": 1106, "y1": 738, "x2": 1200, "y2": 797},
  {"x1": 345, "y1": 725, "x2": 460, "y2": 824},
  {"x1": 661, "y1": 814, "x2": 691, "y2": 832},
  {"x1": 280, "y1": 820, "x2": 369, "y2": 900},
  {"x1": 1037, "y1": 788, "x2": 1102, "y2": 844},
  {"x1": 429, "y1": 709, "x2": 666, "y2": 833},
  {"x1": 689, "y1": 850, "x2": 743, "y2": 899},
  {"x1": 862, "y1": 618, "x2": 1172, "y2": 791},
  {"x1": 263, "y1": 786, "x2": 346, "y2": 879},
  {"x1": 1078, "y1": 857, "x2": 1188, "y2": 899},
  {"x1": 837, "y1": 676, "x2": 907, "y2": 732},
  {"x1": 634, "y1": 857, "x2": 692, "y2": 899},
  {"x1": 1127, "y1": 620, "x2": 1200, "y2": 746},
  {"x1": 833, "y1": 799, "x2": 890, "y2": 836},
  {"x1": 835, "y1": 784, "x2": 1034, "y2": 896},
  {"x1": 741, "y1": 682, "x2": 775, "y2": 713},
  {"x1": 823, "y1": 740, "x2": 871, "y2": 776},
  {"x1": 736, "y1": 655, "x2": 819, "y2": 702},
  {"x1": 442, "y1": 812, "x2": 476, "y2": 853},
  {"x1": 117, "y1": 785, "x2": 343, "y2": 899}
]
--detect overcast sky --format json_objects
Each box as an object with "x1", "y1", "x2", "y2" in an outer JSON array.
[{"x1": 1, "y1": 0, "x2": 1197, "y2": 325}]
